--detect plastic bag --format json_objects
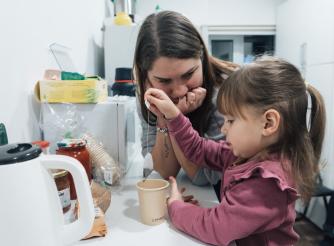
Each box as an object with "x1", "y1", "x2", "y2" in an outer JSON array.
[{"x1": 83, "y1": 133, "x2": 123, "y2": 187}]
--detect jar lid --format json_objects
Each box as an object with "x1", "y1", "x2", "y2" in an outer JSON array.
[
  {"x1": 52, "y1": 169, "x2": 68, "y2": 178},
  {"x1": 57, "y1": 138, "x2": 86, "y2": 148},
  {"x1": 32, "y1": 140, "x2": 50, "y2": 149}
]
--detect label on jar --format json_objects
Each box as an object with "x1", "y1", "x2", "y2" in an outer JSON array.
[
  {"x1": 104, "y1": 169, "x2": 113, "y2": 186},
  {"x1": 59, "y1": 187, "x2": 71, "y2": 208}
]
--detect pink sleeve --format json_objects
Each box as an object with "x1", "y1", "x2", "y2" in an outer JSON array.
[
  {"x1": 168, "y1": 177, "x2": 290, "y2": 246},
  {"x1": 168, "y1": 113, "x2": 235, "y2": 171}
]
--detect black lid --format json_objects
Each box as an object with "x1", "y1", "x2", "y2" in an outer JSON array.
[
  {"x1": 115, "y1": 67, "x2": 133, "y2": 81},
  {"x1": 0, "y1": 143, "x2": 42, "y2": 165}
]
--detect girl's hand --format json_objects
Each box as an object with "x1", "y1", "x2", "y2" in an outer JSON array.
[
  {"x1": 177, "y1": 87, "x2": 207, "y2": 115},
  {"x1": 145, "y1": 88, "x2": 180, "y2": 120},
  {"x1": 167, "y1": 176, "x2": 198, "y2": 206}
]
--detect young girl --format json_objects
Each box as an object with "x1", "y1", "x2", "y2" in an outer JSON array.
[{"x1": 144, "y1": 56, "x2": 326, "y2": 246}]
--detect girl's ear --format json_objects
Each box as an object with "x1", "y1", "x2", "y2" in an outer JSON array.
[{"x1": 262, "y1": 109, "x2": 280, "y2": 136}]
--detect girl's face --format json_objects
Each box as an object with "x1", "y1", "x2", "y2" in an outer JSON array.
[
  {"x1": 147, "y1": 57, "x2": 203, "y2": 103},
  {"x1": 221, "y1": 107, "x2": 266, "y2": 159}
]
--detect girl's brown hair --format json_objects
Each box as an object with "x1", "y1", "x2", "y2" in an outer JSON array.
[
  {"x1": 217, "y1": 56, "x2": 326, "y2": 202},
  {"x1": 134, "y1": 11, "x2": 237, "y2": 136}
]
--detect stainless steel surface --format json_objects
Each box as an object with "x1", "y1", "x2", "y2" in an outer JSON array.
[{"x1": 113, "y1": 0, "x2": 136, "y2": 15}]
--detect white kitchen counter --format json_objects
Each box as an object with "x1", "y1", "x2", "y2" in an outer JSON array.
[{"x1": 75, "y1": 158, "x2": 219, "y2": 246}]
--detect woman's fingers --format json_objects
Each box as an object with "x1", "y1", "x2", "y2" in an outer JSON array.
[
  {"x1": 145, "y1": 94, "x2": 161, "y2": 106},
  {"x1": 186, "y1": 92, "x2": 196, "y2": 104},
  {"x1": 145, "y1": 87, "x2": 207, "y2": 115},
  {"x1": 148, "y1": 104, "x2": 163, "y2": 117},
  {"x1": 175, "y1": 96, "x2": 188, "y2": 114},
  {"x1": 145, "y1": 88, "x2": 169, "y2": 100},
  {"x1": 177, "y1": 87, "x2": 207, "y2": 114},
  {"x1": 192, "y1": 87, "x2": 206, "y2": 106},
  {"x1": 192, "y1": 87, "x2": 206, "y2": 96}
]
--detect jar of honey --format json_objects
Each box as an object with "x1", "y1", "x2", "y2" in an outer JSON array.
[
  {"x1": 52, "y1": 169, "x2": 71, "y2": 213},
  {"x1": 56, "y1": 139, "x2": 91, "y2": 200}
]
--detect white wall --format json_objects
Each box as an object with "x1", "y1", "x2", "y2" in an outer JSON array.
[
  {"x1": 136, "y1": 0, "x2": 281, "y2": 26},
  {"x1": 276, "y1": 0, "x2": 334, "y2": 227},
  {"x1": 0, "y1": 0, "x2": 107, "y2": 143},
  {"x1": 0, "y1": 0, "x2": 282, "y2": 143}
]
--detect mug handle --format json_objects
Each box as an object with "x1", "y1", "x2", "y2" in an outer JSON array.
[{"x1": 41, "y1": 154, "x2": 95, "y2": 245}]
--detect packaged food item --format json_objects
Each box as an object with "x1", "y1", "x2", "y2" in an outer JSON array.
[
  {"x1": 75, "y1": 195, "x2": 108, "y2": 239},
  {"x1": 74, "y1": 180, "x2": 110, "y2": 239},
  {"x1": 52, "y1": 169, "x2": 71, "y2": 213},
  {"x1": 56, "y1": 138, "x2": 91, "y2": 199},
  {"x1": 91, "y1": 180, "x2": 111, "y2": 213},
  {"x1": 34, "y1": 78, "x2": 107, "y2": 103},
  {"x1": 83, "y1": 205, "x2": 108, "y2": 239},
  {"x1": 83, "y1": 134, "x2": 122, "y2": 187}
]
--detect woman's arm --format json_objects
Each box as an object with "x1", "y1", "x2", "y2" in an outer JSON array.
[
  {"x1": 138, "y1": 98, "x2": 194, "y2": 179},
  {"x1": 151, "y1": 117, "x2": 180, "y2": 178},
  {"x1": 170, "y1": 136, "x2": 201, "y2": 178},
  {"x1": 152, "y1": 117, "x2": 200, "y2": 179}
]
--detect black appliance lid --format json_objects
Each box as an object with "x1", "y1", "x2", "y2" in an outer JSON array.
[{"x1": 0, "y1": 143, "x2": 42, "y2": 165}]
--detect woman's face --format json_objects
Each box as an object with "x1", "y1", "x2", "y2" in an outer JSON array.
[{"x1": 147, "y1": 57, "x2": 203, "y2": 104}]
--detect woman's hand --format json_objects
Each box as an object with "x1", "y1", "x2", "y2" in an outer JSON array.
[
  {"x1": 177, "y1": 87, "x2": 207, "y2": 115},
  {"x1": 145, "y1": 88, "x2": 180, "y2": 120},
  {"x1": 167, "y1": 176, "x2": 198, "y2": 206}
]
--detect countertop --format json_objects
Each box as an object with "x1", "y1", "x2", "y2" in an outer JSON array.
[{"x1": 75, "y1": 157, "x2": 219, "y2": 246}]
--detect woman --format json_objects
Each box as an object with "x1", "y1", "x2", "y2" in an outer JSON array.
[{"x1": 134, "y1": 10, "x2": 238, "y2": 190}]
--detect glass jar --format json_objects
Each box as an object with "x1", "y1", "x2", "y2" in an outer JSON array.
[
  {"x1": 56, "y1": 139, "x2": 91, "y2": 200},
  {"x1": 52, "y1": 169, "x2": 71, "y2": 213}
]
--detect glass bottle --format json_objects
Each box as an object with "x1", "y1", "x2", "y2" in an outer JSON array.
[{"x1": 56, "y1": 139, "x2": 91, "y2": 200}]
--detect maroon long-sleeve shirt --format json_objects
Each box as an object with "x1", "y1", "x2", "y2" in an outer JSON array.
[{"x1": 167, "y1": 113, "x2": 299, "y2": 246}]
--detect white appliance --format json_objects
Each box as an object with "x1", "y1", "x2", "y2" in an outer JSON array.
[
  {"x1": 40, "y1": 96, "x2": 141, "y2": 173},
  {"x1": 103, "y1": 18, "x2": 139, "y2": 84},
  {"x1": 0, "y1": 143, "x2": 94, "y2": 246}
]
